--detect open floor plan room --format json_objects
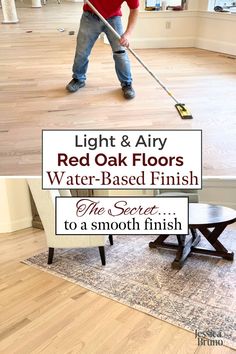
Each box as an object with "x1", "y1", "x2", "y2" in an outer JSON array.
[{"x1": 0, "y1": 1, "x2": 236, "y2": 175}]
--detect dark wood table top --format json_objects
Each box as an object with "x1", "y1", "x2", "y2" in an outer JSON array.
[{"x1": 189, "y1": 203, "x2": 236, "y2": 228}]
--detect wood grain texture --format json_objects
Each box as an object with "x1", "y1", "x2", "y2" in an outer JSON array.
[
  {"x1": 0, "y1": 2, "x2": 236, "y2": 176},
  {"x1": 0, "y1": 227, "x2": 235, "y2": 353}
]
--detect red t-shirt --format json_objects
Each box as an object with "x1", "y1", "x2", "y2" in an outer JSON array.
[{"x1": 84, "y1": 0, "x2": 139, "y2": 19}]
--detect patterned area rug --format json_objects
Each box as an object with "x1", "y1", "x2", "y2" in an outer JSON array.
[{"x1": 24, "y1": 231, "x2": 236, "y2": 349}]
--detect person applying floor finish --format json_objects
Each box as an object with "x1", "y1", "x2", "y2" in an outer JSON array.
[{"x1": 66, "y1": 0, "x2": 139, "y2": 99}]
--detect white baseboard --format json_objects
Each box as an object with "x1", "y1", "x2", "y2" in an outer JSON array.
[
  {"x1": 194, "y1": 37, "x2": 236, "y2": 56},
  {"x1": 1, "y1": 217, "x2": 32, "y2": 233},
  {"x1": 130, "y1": 37, "x2": 236, "y2": 54},
  {"x1": 129, "y1": 37, "x2": 195, "y2": 49}
]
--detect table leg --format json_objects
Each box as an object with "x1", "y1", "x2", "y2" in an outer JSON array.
[
  {"x1": 192, "y1": 224, "x2": 234, "y2": 260},
  {"x1": 172, "y1": 235, "x2": 190, "y2": 269},
  {"x1": 149, "y1": 229, "x2": 201, "y2": 269},
  {"x1": 149, "y1": 235, "x2": 169, "y2": 248},
  {"x1": 172, "y1": 231, "x2": 201, "y2": 269}
]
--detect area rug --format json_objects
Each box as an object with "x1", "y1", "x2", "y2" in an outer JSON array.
[{"x1": 24, "y1": 231, "x2": 236, "y2": 349}]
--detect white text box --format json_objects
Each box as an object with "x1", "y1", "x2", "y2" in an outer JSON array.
[
  {"x1": 43, "y1": 130, "x2": 202, "y2": 189},
  {"x1": 55, "y1": 197, "x2": 189, "y2": 235}
]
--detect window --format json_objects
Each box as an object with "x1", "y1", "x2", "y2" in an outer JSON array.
[
  {"x1": 166, "y1": 0, "x2": 182, "y2": 4},
  {"x1": 145, "y1": 0, "x2": 181, "y2": 7},
  {"x1": 214, "y1": 0, "x2": 236, "y2": 8}
]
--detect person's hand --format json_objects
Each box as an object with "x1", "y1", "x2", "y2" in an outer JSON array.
[{"x1": 120, "y1": 33, "x2": 130, "y2": 48}]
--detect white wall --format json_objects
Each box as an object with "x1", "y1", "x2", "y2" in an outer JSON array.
[
  {"x1": 94, "y1": 190, "x2": 154, "y2": 196},
  {"x1": 196, "y1": 11, "x2": 236, "y2": 55},
  {"x1": 96, "y1": 182, "x2": 236, "y2": 209},
  {"x1": 0, "y1": 179, "x2": 32, "y2": 233},
  {"x1": 122, "y1": 0, "x2": 236, "y2": 55},
  {"x1": 199, "y1": 0, "x2": 211, "y2": 10},
  {"x1": 199, "y1": 178, "x2": 236, "y2": 209},
  {"x1": 126, "y1": 10, "x2": 198, "y2": 48}
]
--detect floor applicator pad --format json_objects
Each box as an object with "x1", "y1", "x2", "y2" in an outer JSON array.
[{"x1": 175, "y1": 104, "x2": 193, "y2": 119}]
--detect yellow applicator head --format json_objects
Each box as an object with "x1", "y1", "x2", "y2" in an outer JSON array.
[{"x1": 175, "y1": 103, "x2": 193, "y2": 119}]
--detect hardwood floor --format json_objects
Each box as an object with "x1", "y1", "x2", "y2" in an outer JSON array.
[
  {"x1": 0, "y1": 227, "x2": 235, "y2": 353},
  {"x1": 0, "y1": 2, "x2": 236, "y2": 176}
]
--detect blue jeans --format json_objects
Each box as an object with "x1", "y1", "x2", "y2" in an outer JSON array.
[{"x1": 72, "y1": 12, "x2": 132, "y2": 86}]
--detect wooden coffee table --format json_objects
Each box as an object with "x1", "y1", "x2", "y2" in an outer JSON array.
[{"x1": 149, "y1": 203, "x2": 236, "y2": 269}]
